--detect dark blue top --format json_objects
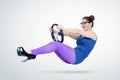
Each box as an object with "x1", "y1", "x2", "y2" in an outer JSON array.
[{"x1": 74, "y1": 35, "x2": 96, "y2": 64}]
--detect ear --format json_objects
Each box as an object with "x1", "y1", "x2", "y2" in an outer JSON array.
[{"x1": 89, "y1": 22, "x2": 92, "y2": 27}]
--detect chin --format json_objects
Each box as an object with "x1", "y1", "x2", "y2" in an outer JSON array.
[{"x1": 83, "y1": 28, "x2": 87, "y2": 31}]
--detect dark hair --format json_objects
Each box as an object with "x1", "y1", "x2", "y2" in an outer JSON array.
[{"x1": 82, "y1": 15, "x2": 95, "y2": 27}]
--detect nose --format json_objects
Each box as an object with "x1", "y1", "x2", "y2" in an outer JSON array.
[{"x1": 82, "y1": 25, "x2": 86, "y2": 29}]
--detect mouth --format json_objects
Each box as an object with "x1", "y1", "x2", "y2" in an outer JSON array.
[{"x1": 82, "y1": 26, "x2": 86, "y2": 29}]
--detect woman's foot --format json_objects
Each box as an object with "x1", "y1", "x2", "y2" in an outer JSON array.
[{"x1": 17, "y1": 47, "x2": 36, "y2": 62}]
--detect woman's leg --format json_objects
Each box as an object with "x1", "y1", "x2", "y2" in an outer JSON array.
[{"x1": 31, "y1": 42, "x2": 76, "y2": 64}]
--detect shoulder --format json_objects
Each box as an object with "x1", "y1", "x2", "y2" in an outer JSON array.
[
  {"x1": 89, "y1": 31, "x2": 97, "y2": 40},
  {"x1": 82, "y1": 31, "x2": 97, "y2": 41}
]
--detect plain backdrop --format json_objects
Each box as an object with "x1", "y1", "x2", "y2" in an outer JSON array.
[{"x1": 0, "y1": 0, "x2": 120, "y2": 80}]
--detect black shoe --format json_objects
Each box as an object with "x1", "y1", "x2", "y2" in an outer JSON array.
[
  {"x1": 17, "y1": 47, "x2": 36, "y2": 62},
  {"x1": 17, "y1": 47, "x2": 22, "y2": 56}
]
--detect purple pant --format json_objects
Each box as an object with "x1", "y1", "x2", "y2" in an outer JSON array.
[{"x1": 31, "y1": 42, "x2": 76, "y2": 64}]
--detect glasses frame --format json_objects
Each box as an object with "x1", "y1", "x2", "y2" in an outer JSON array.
[{"x1": 80, "y1": 22, "x2": 90, "y2": 25}]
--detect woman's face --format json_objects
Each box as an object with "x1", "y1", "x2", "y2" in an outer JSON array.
[{"x1": 81, "y1": 19, "x2": 92, "y2": 31}]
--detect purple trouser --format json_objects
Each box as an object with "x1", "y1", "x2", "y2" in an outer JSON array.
[{"x1": 31, "y1": 42, "x2": 76, "y2": 64}]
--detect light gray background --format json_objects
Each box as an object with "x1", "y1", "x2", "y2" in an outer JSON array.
[{"x1": 0, "y1": 0, "x2": 120, "y2": 80}]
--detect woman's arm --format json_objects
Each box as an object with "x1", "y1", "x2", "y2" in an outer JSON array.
[
  {"x1": 63, "y1": 28, "x2": 82, "y2": 40},
  {"x1": 56, "y1": 25, "x2": 82, "y2": 40},
  {"x1": 57, "y1": 25, "x2": 96, "y2": 40}
]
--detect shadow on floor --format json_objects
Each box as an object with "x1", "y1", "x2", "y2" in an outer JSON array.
[{"x1": 43, "y1": 70, "x2": 95, "y2": 74}]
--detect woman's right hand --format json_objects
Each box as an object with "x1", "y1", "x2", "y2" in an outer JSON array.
[
  {"x1": 50, "y1": 28, "x2": 54, "y2": 33},
  {"x1": 50, "y1": 24, "x2": 64, "y2": 33}
]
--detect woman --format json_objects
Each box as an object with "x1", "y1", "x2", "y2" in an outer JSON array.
[{"x1": 17, "y1": 15, "x2": 97, "y2": 64}]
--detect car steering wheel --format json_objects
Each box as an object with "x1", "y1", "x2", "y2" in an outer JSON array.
[{"x1": 51, "y1": 23, "x2": 64, "y2": 43}]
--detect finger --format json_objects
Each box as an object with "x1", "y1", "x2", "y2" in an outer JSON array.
[
  {"x1": 50, "y1": 29, "x2": 54, "y2": 33},
  {"x1": 56, "y1": 26, "x2": 60, "y2": 30}
]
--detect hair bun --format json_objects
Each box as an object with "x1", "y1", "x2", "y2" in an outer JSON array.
[{"x1": 89, "y1": 15, "x2": 95, "y2": 21}]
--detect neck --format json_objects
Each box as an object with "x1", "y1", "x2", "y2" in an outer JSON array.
[{"x1": 84, "y1": 28, "x2": 92, "y2": 31}]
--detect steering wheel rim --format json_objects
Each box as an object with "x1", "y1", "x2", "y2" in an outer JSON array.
[{"x1": 51, "y1": 23, "x2": 64, "y2": 43}]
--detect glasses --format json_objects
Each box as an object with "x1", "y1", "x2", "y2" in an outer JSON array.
[{"x1": 80, "y1": 22, "x2": 90, "y2": 25}]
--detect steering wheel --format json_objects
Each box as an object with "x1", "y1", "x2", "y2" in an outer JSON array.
[{"x1": 51, "y1": 24, "x2": 64, "y2": 43}]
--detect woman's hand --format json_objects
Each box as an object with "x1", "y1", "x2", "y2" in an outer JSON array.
[
  {"x1": 57, "y1": 24, "x2": 64, "y2": 30},
  {"x1": 50, "y1": 24, "x2": 64, "y2": 33},
  {"x1": 49, "y1": 28, "x2": 54, "y2": 33}
]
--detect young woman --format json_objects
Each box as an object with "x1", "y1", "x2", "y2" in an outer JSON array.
[{"x1": 17, "y1": 15, "x2": 97, "y2": 65}]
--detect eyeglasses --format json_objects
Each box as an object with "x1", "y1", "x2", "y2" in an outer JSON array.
[{"x1": 80, "y1": 22, "x2": 90, "y2": 25}]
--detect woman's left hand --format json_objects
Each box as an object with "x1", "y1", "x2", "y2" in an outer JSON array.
[{"x1": 57, "y1": 24, "x2": 64, "y2": 30}]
